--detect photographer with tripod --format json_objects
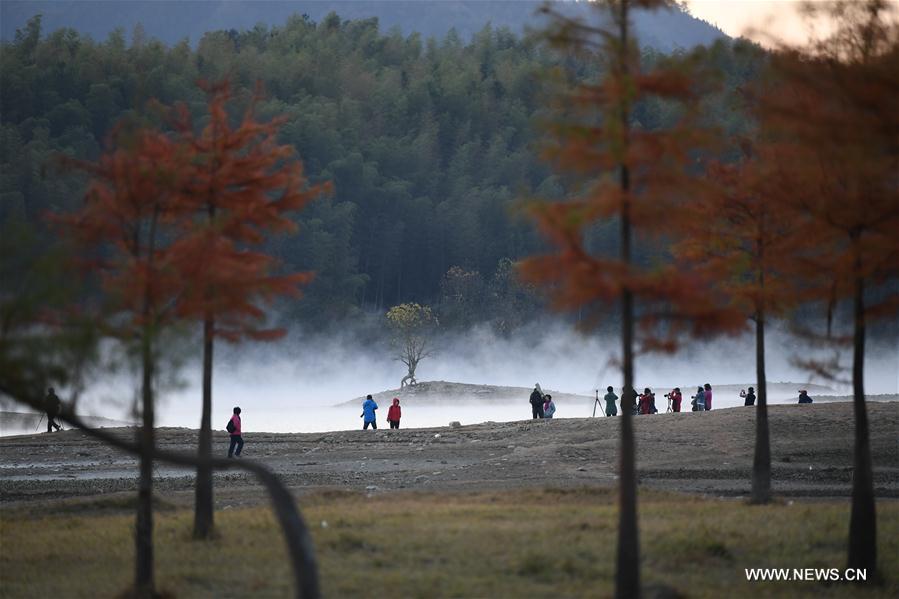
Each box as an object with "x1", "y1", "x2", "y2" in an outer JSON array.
[
  {"x1": 43, "y1": 387, "x2": 62, "y2": 433},
  {"x1": 665, "y1": 388, "x2": 682, "y2": 413},
  {"x1": 638, "y1": 388, "x2": 657, "y2": 415}
]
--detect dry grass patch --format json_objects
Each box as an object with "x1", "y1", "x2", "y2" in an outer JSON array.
[{"x1": 1, "y1": 487, "x2": 896, "y2": 598}]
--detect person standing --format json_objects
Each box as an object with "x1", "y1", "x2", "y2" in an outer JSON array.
[
  {"x1": 227, "y1": 407, "x2": 243, "y2": 458},
  {"x1": 667, "y1": 388, "x2": 682, "y2": 413},
  {"x1": 529, "y1": 384, "x2": 545, "y2": 419},
  {"x1": 691, "y1": 386, "x2": 705, "y2": 411},
  {"x1": 543, "y1": 394, "x2": 556, "y2": 419},
  {"x1": 638, "y1": 388, "x2": 655, "y2": 415},
  {"x1": 387, "y1": 397, "x2": 402, "y2": 429},
  {"x1": 361, "y1": 394, "x2": 379, "y2": 429},
  {"x1": 704, "y1": 383, "x2": 713, "y2": 411},
  {"x1": 604, "y1": 386, "x2": 618, "y2": 417},
  {"x1": 44, "y1": 387, "x2": 62, "y2": 432},
  {"x1": 741, "y1": 387, "x2": 756, "y2": 406}
]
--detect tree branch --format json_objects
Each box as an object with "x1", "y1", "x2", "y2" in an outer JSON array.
[{"x1": 0, "y1": 381, "x2": 320, "y2": 599}]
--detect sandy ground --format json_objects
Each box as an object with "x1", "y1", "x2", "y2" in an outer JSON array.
[{"x1": 1, "y1": 401, "x2": 897, "y2": 508}]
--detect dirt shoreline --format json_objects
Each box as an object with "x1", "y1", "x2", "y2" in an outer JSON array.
[{"x1": 1, "y1": 402, "x2": 897, "y2": 507}]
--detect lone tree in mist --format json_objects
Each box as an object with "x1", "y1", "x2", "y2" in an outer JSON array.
[
  {"x1": 171, "y1": 81, "x2": 330, "y2": 540},
  {"x1": 386, "y1": 302, "x2": 436, "y2": 387},
  {"x1": 756, "y1": 0, "x2": 899, "y2": 578},
  {"x1": 673, "y1": 145, "x2": 800, "y2": 504},
  {"x1": 520, "y1": 1, "x2": 742, "y2": 596}
]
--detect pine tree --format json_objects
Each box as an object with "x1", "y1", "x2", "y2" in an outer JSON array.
[
  {"x1": 170, "y1": 81, "x2": 330, "y2": 539},
  {"x1": 520, "y1": 2, "x2": 742, "y2": 596},
  {"x1": 56, "y1": 126, "x2": 189, "y2": 596},
  {"x1": 755, "y1": 0, "x2": 899, "y2": 577},
  {"x1": 673, "y1": 145, "x2": 799, "y2": 504}
]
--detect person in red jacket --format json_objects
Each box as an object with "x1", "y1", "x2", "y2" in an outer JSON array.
[
  {"x1": 227, "y1": 406, "x2": 243, "y2": 458},
  {"x1": 638, "y1": 388, "x2": 655, "y2": 415},
  {"x1": 387, "y1": 397, "x2": 402, "y2": 429},
  {"x1": 704, "y1": 383, "x2": 713, "y2": 411},
  {"x1": 667, "y1": 388, "x2": 683, "y2": 412}
]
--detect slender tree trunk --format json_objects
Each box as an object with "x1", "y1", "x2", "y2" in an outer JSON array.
[
  {"x1": 194, "y1": 313, "x2": 215, "y2": 538},
  {"x1": 135, "y1": 325, "x2": 155, "y2": 596},
  {"x1": 750, "y1": 307, "x2": 771, "y2": 503},
  {"x1": 194, "y1": 199, "x2": 217, "y2": 539},
  {"x1": 614, "y1": 5, "x2": 639, "y2": 597},
  {"x1": 848, "y1": 267, "x2": 876, "y2": 577},
  {"x1": 135, "y1": 210, "x2": 159, "y2": 596},
  {"x1": 617, "y1": 285, "x2": 639, "y2": 599}
]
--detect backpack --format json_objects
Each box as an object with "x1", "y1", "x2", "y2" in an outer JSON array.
[{"x1": 226, "y1": 418, "x2": 235, "y2": 433}]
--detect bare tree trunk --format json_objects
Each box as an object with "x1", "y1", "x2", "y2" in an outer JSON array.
[
  {"x1": 617, "y1": 288, "x2": 640, "y2": 599},
  {"x1": 194, "y1": 313, "x2": 214, "y2": 539},
  {"x1": 848, "y1": 266, "x2": 876, "y2": 577},
  {"x1": 135, "y1": 326, "x2": 155, "y2": 596},
  {"x1": 614, "y1": 2, "x2": 639, "y2": 598},
  {"x1": 751, "y1": 307, "x2": 771, "y2": 503},
  {"x1": 134, "y1": 209, "x2": 159, "y2": 597}
]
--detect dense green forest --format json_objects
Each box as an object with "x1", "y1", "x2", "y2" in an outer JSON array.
[
  {"x1": 0, "y1": 13, "x2": 764, "y2": 330},
  {"x1": 1, "y1": 1, "x2": 726, "y2": 51}
]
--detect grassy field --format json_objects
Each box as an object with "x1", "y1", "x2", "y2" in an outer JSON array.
[{"x1": 1, "y1": 488, "x2": 897, "y2": 598}]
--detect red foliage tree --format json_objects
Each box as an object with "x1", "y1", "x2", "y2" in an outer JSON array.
[
  {"x1": 56, "y1": 127, "x2": 189, "y2": 596},
  {"x1": 755, "y1": 1, "x2": 899, "y2": 577},
  {"x1": 672, "y1": 146, "x2": 800, "y2": 504},
  {"x1": 520, "y1": 1, "x2": 743, "y2": 596},
  {"x1": 55, "y1": 80, "x2": 330, "y2": 591},
  {"x1": 169, "y1": 82, "x2": 331, "y2": 539}
]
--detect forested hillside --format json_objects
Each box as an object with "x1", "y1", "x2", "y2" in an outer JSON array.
[
  {"x1": 0, "y1": 13, "x2": 763, "y2": 329},
  {"x1": 1, "y1": 1, "x2": 727, "y2": 51}
]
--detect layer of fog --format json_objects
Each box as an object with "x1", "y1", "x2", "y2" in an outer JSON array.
[{"x1": 20, "y1": 319, "x2": 894, "y2": 435}]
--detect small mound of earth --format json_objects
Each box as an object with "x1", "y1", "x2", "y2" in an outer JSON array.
[
  {"x1": 337, "y1": 380, "x2": 594, "y2": 407},
  {"x1": 337, "y1": 380, "x2": 842, "y2": 408}
]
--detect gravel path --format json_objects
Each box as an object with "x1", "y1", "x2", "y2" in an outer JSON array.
[{"x1": 1, "y1": 402, "x2": 897, "y2": 506}]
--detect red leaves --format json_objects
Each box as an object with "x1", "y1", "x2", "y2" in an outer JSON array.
[
  {"x1": 751, "y1": 26, "x2": 899, "y2": 325},
  {"x1": 53, "y1": 80, "x2": 329, "y2": 340},
  {"x1": 169, "y1": 81, "x2": 330, "y2": 340},
  {"x1": 521, "y1": 0, "x2": 746, "y2": 352}
]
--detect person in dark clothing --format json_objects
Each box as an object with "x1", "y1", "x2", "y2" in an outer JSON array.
[
  {"x1": 44, "y1": 387, "x2": 62, "y2": 432},
  {"x1": 798, "y1": 390, "x2": 813, "y2": 404},
  {"x1": 619, "y1": 386, "x2": 638, "y2": 415},
  {"x1": 741, "y1": 387, "x2": 756, "y2": 406},
  {"x1": 529, "y1": 384, "x2": 545, "y2": 419},
  {"x1": 227, "y1": 406, "x2": 243, "y2": 458}
]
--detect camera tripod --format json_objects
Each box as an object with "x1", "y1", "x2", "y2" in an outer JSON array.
[{"x1": 592, "y1": 389, "x2": 603, "y2": 417}]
